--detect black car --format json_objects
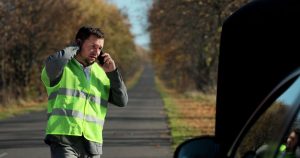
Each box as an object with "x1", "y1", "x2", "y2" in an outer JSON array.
[{"x1": 174, "y1": 0, "x2": 300, "y2": 157}]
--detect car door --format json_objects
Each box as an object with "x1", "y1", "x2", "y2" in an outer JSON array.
[{"x1": 228, "y1": 68, "x2": 300, "y2": 158}]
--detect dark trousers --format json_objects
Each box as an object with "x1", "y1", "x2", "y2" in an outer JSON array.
[{"x1": 46, "y1": 135, "x2": 102, "y2": 158}]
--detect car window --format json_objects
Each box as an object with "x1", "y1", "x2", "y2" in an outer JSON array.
[
  {"x1": 232, "y1": 74, "x2": 300, "y2": 158},
  {"x1": 275, "y1": 102, "x2": 300, "y2": 158}
]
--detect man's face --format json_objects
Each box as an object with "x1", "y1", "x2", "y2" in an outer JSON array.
[
  {"x1": 78, "y1": 35, "x2": 104, "y2": 66},
  {"x1": 286, "y1": 131, "x2": 298, "y2": 150}
]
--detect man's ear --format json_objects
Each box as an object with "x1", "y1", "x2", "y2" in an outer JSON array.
[{"x1": 76, "y1": 39, "x2": 82, "y2": 52}]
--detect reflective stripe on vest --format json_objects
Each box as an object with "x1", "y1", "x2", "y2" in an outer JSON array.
[
  {"x1": 48, "y1": 88, "x2": 108, "y2": 107},
  {"x1": 48, "y1": 108, "x2": 105, "y2": 126}
]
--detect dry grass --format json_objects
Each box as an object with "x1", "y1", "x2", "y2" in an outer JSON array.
[
  {"x1": 0, "y1": 99, "x2": 47, "y2": 120},
  {"x1": 155, "y1": 78, "x2": 216, "y2": 149},
  {"x1": 176, "y1": 98, "x2": 215, "y2": 135}
]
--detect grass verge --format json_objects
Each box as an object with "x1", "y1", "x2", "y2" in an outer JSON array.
[
  {"x1": 155, "y1": 77, "x2": 216, "y2": 150},
  {"x1": 0, "y1": 100, "x2": 47, "y2": 120}
]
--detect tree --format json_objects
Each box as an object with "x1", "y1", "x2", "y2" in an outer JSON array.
[
  {"x1": 148, "y1": 0, "x2": 249, "y2": 92},
  {"x1": 0, "y1": 0, "x2": 140, "y2": 106}
]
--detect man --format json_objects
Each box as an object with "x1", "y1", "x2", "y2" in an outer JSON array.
[
  {"x1": 255, "y1": 128, "x2": 300, "y2": 158},
  {"x1": 278, "y1": 128, "x2": 300, "y2": 158},
  {"x1": 41, "y1": 26, "x2": 128, "y2": 158}
]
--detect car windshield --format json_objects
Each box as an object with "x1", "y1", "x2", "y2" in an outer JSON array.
[{"x1": 232, "y1": 73, "x2": 300, "y2": 158}]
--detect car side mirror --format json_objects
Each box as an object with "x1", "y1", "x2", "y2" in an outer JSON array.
[{"x1": 174, "y1": 135, "x2": 219, "y2": 158}]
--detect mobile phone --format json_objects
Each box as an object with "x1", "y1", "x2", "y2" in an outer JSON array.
[{"x1": 98, "y1": 50, "x2": 105, "y2": 65}]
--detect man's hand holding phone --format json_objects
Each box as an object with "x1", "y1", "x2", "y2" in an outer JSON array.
[{"x1": 98, "y1": 50, "x2": 116, "y2": 72}]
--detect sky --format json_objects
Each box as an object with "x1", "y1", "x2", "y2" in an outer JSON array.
[{"x1": 106, "y1": 0, "x2": 153, "y2": 50}]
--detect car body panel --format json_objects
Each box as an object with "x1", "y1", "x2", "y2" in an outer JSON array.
[{"x1": 216, "y1": 0, "x2": 300, "y2": 155}]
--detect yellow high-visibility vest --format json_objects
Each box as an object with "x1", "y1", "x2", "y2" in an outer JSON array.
[{"x1": 41, "y1": 58, "x2": 110, "y2": 143}]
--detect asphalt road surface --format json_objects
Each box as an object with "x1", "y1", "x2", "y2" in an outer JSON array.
[{"x1": 0, "y1": 64, "x2": 172, "y2": 158}]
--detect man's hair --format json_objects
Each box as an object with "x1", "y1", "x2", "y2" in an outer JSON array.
[
  {"x1": 75, "y1": 26, "x2": 104, "y2": 45},
  {"x1": 293, "y1": 128, "x2": 300, "y2": 146}
]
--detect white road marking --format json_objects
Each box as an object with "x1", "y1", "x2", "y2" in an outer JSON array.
[{"x1": 0, "y1": 152, "x2": 8, "y2": 158}]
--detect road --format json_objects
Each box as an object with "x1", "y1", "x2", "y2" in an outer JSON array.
[{"x1": 0, "y1": 64, "x2": 172, "y2": 158}]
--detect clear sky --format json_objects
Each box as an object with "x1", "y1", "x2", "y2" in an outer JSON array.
[{"x1": 106, "y1": 0, "x2": 153, "y2": 49}]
